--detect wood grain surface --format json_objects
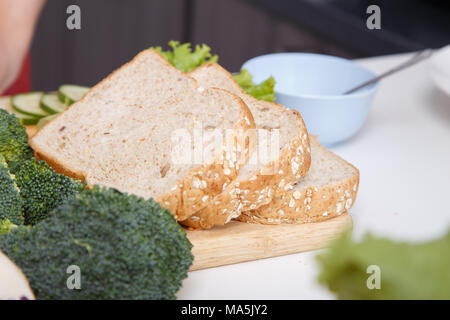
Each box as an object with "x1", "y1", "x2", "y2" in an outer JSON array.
[{"x1": 187, "y1": 213, "x2": 352, "y2": 271}]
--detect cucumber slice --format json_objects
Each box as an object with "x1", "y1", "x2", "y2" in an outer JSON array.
[
  {"x1": 37, "y1": 114, "x2": 58, "y2": 130},
  {"x1": 19, "y1": 117, "x2": 40, "y2": 125},
  {"x1": 40, "y1": 94, "x2": 67, "y2": 114},
  {"x1": 11, "y1": 92, "x2": 48, "y2": 118},
  {"x1": 0, "y1": 96, "x2": 40, "y2": 125},
  {"x1": 58, "y1": 85, "x2": 90, "y2": 105}
]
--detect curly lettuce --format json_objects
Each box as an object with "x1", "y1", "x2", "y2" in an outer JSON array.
[
  {"x1": 232, "y1": 69, "x2": 275, "y2": 102},
  {"x1": 151, "y1": 41, "x2": 275, "y2": 102},
  {"x1": 317, "y1": 231, "x2": 450, "y2": 299},
  {"x1": 151, "y1": 41, "x2": 218, "y2": 73}
]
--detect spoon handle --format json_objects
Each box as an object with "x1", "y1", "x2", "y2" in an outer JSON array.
[{"x1": 344, "y1": 49, "x2": 434, "y2": 94}]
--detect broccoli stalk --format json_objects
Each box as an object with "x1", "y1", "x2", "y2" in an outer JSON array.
[{"x1": 0, "y1": 187, "x2": 194, "y2": 299}]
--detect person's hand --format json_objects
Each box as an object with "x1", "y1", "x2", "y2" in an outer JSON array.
[
  {"x1": 0, "y1": 0, "x2": 46, "y2": 94},
  {"x1": 0, "y1": 38, "x2": 27, "y2": 93}
]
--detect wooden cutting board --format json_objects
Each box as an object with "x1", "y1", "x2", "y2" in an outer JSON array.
[
  {"x1": 26, "y1": 125, "x2": 352, "y2": 271},
  {"x1": 187, "y1": 214, "x2": 351, "y2": 271}
]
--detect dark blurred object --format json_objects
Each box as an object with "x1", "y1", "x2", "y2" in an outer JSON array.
[
  {"x1": 31, "y1": 0, "x2": 187, "y2": 91},
  {"x1": 31, "y1": 0, "x2": 449, "y2": 91},
  {"x1": 246, "y1": 0, "x2": 450, "y2": 56}
]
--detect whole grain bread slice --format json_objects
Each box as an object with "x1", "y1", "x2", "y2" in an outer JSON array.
[
  {"x1": 30, "y1": 50, "x2": 256, "y2": 221},
  {"x1": 238, "y1": 137, "x2": 359, "y2": 224},
  {"x1": 181, "y1": 63, "x2": 311, "y2": 229}
]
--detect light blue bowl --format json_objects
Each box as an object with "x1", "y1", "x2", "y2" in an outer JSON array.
[{"x1": 242, "y1": 53, "x2": 379, "y2": 146}]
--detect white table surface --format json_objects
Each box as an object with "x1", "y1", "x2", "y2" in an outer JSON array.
[{"x1": 177, "y1": 53, "x2": 450, "y2": 300}]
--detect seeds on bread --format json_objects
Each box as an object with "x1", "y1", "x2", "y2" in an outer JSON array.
[
  {"x1": 238, "y1": 137, "x2": 359, "y2": 224},
  {"x1": 181, "y1": 63, "x2": 311, "y2": 229}
]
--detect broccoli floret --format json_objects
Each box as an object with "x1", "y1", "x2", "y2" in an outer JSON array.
[
  {"x1": 0, "y1": 109, "x2": 84, "y2": 225},
  {"x1": 0, "y1": 187, "x2": 193, "y2": 299},
  {"x1": 14, "y1": 159, "x2": 85, "y2": 225},
  {"x1": 0, "y1": 154, "x2": 24, "y2": 225},
  {"x1": 0, "y1": 109, "x2": 34, "y2": 172}
]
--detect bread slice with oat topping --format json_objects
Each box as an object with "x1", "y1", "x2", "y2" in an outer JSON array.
[
  {"x1": 181, "y1": 63, "x2": 311, "y2": 229},
  {"x1": 238, "y1": 137, "x2": 359, "y2": 225},
  {"x1": 30, "y1": 50, "x2": 256, "y2": 221}
]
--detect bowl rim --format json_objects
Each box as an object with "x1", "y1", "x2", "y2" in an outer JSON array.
[{"x1": 242, "y1": 52, "x2": 380, "y2": 100}]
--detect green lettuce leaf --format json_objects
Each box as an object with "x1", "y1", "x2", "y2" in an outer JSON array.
[
  {"x1": 151, "y1": 40, "x2": 218, "y2": 73},
  {"x1": 316, "y1": 231, "x2": 450, "y2": 299},
  {"x1": 233, "y1": 69, "x2": 276, "y2": 102},
  {"x1": 150, "y1": 41, "x2": 276, "y2": 102}
]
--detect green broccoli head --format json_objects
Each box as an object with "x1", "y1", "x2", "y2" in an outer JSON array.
[
  {"x1": 0, "y1": 109, "x2": 34, "y2": 172},
  {"x1": 0, "y1": 154, "x2": 24, "y2": 225},
  {"x1": 0, "y1": 187, "x2": 194, "y2": 299},
  {"x1": 14, "y1": 159, "x2": 85, "y2": 225}
]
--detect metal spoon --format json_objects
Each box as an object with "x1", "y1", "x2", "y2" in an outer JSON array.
[{"x1": 344, "y1": 49, "x2": 434, "y2": 94}]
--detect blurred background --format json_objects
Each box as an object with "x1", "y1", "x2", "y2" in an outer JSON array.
[{"x1": 31, "y1": 0, "x2": 450, "y2": 91}]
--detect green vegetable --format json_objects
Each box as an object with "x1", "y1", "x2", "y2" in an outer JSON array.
[
  {"x1": 317, "y1": 231, "x2": 450, "y2": 299},
  {"x1": 14, "y1": 159, "x2": 85, "y2": 225},
  {"x1": 0, "y1": 187, "x2": 194, "y2": 299},
  {"x1": 151, "y1": 40, "x2": 218, "y2": 73},
  {"x1": 1, "y1": 109, "x2": 84, "y2": 225},
  {"x1": 11, "y1": 92, "x2": 48, "y2": 118},
  {"x1": 0, "y1": 109, "x2": 34, "y2": 172},
  {"x1": 151, "y1": 41, "x2": 276, "y2": 102},
  {"x1": 36, "y1": 114, "x2": 58, "y2": 130},
  {"x1": 0, "y1": 97, "x2": 39, "y2": 125},
  {"x1": 58, "y1": 85, "x2": 90, "y2": 105},
  {"x1": 0, "y1": 154, "x2": 24, "y2": 225},
  {"x1": 0, "y1": 219, "x2": 19, "y2": 235},
  {"x1": 233, "y1": 69, "x2": 276, "y2": 102},
  {"x1": 18, "y1": 117, "x2": 39, "y2": 125},
  {"x1": 40, "y1": 94, "x2": 67, "y2": 114},
  {"x1": 1, "y1": 86, "x2": 87, "y2": 127}
]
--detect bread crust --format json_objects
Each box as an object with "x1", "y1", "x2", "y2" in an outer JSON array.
[
  {"x1": 30, "y1": 50, "x2": 256, "y2": 221},
  {"x1": 181, "y1": 63, "x2": 311, "y2": 229},
  {"x1": 156, "y1": 88, "x2": 256, "y2": 220},
  {"x1": 238, "y1": 143, "x2": 360, "y2": 225}
]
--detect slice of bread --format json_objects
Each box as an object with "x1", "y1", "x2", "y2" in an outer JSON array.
[
  {"x1": 238, "y1": 137, "x2": 359, "y2": 224},
  {"x1": 181, "y1": 63, "x2": 311, "y2": 229},
  {"x1": 30, "y1": 50, "x2": 256, "y2": 221}
]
